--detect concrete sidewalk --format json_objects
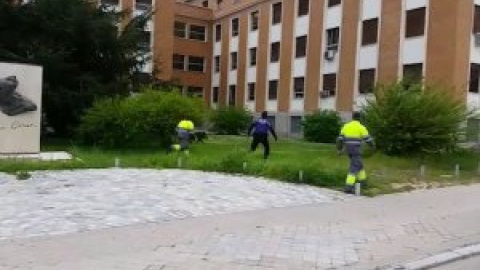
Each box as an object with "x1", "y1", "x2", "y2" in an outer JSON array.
[{"x1": 1, "y1": 179, "x2": 480, "y2": 269}]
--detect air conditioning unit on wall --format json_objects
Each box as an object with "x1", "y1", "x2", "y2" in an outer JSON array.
[{"x1": 324, "y1": 50, "x2": 336, "y2": 61}]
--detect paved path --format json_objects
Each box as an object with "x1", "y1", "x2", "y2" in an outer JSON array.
[
  {"x1": 0, "y1": 169, "x2": 480, "y2": 270},
  {"x1": 0, "y1": 169, "x2": 345, "y2": 240}
]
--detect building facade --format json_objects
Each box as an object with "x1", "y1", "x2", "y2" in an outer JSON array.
[{"x1": 108, "y1": 0, "x2": 480, "y2": 136}]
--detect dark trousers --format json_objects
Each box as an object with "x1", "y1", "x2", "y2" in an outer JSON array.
[{"x1": 251, "y1": 133, "x2": 270, "y2": 159}]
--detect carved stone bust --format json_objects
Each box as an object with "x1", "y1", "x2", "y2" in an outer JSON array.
[{"x1": 0, "y1": 76, "x2": 37, "y2": 116}]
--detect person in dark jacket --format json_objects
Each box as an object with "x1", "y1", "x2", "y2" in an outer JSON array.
[{"x1": 248, "y1": 111, "x2": 278, "y2": 159}]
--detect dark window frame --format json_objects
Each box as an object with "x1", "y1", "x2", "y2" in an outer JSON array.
[
  {"x1": 270, "y1": 42, "x2": 280, "y2": 63},
  {"x1": 361, "y1": 18, "x2": 379, "y2": 46},
  {"x1": 232, "y1": 18, "x2": 239, "y2": 37},
  {"x1": 250, "y1": 11, "x2": 259, "y2": 31},
  {"x1": 326, "y1": 27, "x2": 340, "y2": 50},
  {"x1": 212, "y1": 87, "x2": 219, "y2": 103},
  {"x1": 188, "y1": 56, "x2": 205, "y2": 72},
  {"x1": 293, "y1": 77, "x2": 305, "y2": 99},
  {"x1": 268, "y1": 80, "x2": 278, "y2": 100},
  {"x1": 215, "y1": 24, "x2": 222, "y2": 42},
  {"x1": 405, "y1": 7, "x2": 426, "y2": 38},
  {"x1": 328, "y1": 0, "x2": 341, "y2": 7},
  {"x1": 272, "y1": 2, "x2": 282, "y2": 24},
  {"x1": 173, "y1": 54, "x2": 185, "y2": 70},
  {"x1": 230, "y1": 52, "x2": 238, "y2": 70},
  {"x1": 229, "y1": 85, "x2": 237, "y2": 106},
  {"x1": 249, "y1": 47, "x2": 257, "y2": 66},
  {"x1": 296, "y1": 35, "x2": 307, "y2": 58},
  {"x1": 189, "y1": 25, "x2": 207, "y2": 41},
  {"x1": 358, "y1": 69, "x2": 376, "y2": 94},
  {"x1": 214, "y1": 56, "x2": 220, "y2": 73},
  {"x1": 248, "y1": 83, "x2": 256, "y2": 101},
  {"x1": 322, "y1": 73, "x2": 337, "y2": 97},
  {"x1": 174, "y1": 21, "x2": 187, "y2": 38},
  {"x1": 298, "y1": 0, "x2": 309, "y2": 16}
]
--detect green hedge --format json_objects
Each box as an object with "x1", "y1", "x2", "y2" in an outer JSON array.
[
  {"x1": 76, "y1": 88, "x2": 207, "y2": 147},
  {"x1": 210, "y1": 106, "x2": 252, "y2": 135},
  {"x1": 302, "y1": 110, "x2": 343, "y2": 143}
]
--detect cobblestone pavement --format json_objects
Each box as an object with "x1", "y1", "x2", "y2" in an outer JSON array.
[
  {"x1": 0, "y1": 169, "x2": 345, "y2": 240},
  {"x1": 1, "y1": 169, "x2": 480, "y2": 270}
]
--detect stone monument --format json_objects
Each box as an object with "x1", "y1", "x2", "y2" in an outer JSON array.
[{"x1": 0, "y1": 62, "x2": 42, "y2": 154}]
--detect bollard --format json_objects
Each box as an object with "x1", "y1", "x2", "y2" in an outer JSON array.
[
  {"x1": 243, "y1": 162, "x2": 247, "y2": 171},
  {"x1": 455, "y1": 164, "x2": 460, "y2": 177},
  {"x1": 420, "y1": 165, "x2": 426, "y2": 178},
  {"x1": 477, "y1": 161, "x2": 480, "y2": 175},
  {"x1": 299, "y1": 170, "x2": 304, "y2": 183},
  {"x1": 177, "y1": 157, "x2": 182, "y2": 168},
  {"x1": 355, "y1": 182, "x2": 361, "y2": 196},
  {"x1": 114, "y1": 157, "x2": 120, "y2": 168}
]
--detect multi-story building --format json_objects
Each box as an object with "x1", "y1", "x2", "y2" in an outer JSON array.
[{"x1": 110, "y1": 0, "x2": 480, "y2": 136}]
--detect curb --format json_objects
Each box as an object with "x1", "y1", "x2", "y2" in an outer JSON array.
[{"x1": 386, "y1": 243, "x2": 480, "y2": 270}]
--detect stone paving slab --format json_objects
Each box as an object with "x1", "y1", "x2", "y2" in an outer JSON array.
[{"x1": 0, "y1": 168, "x2": 346, "y2": 240}]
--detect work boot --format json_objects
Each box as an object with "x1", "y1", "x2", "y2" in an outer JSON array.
[{"x1": 344, "y1": 185, "x2": 355, "y2": 194}]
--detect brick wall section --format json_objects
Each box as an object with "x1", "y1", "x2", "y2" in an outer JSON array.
[
  {"x1": 255, "y1": 3, "x2": 271, "y2": 112},
  {"x1": 337, "y1": 0, "x2": 361, "y2": 112},
  {"x1": 377, "y1": 0, "x2": 402, "y2": 84},
  {"x1": 278, "y1": 0, "x2": 295, "y2": 112},
  {"x1": 304, "y1": 0, "x2": 325, "y2": 112},
  {"x1": 426, "y1": 0, "x2": 473, "y2": 101}
]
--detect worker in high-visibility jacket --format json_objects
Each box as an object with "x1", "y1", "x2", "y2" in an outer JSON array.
[
  {"x1": 169, "y1": 119, "x2": 195, "y2": 154},
  {"x1": 336, "y1": 112, "x2": 375, "y2": 194}
]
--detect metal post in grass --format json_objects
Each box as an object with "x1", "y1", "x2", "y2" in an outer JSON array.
[
  {"x1": 177, "y1": 156, "x2": 182, "y2": 168},
  {"x1": 299, "y1": 170, "x2": 304, "y2": 183},
  {"x1": 420, "y1": 165, "x2": 426, "y2": 178},
  {"x1": 114, "y1": 157, "x2": 120, "y2": 168},
  {"x1": 477, "y1": 161, "x2": 480, "y2": 175},
  {"x1": 355, "y1": 182, "x2": 361, "y2": 196},
  {"x1": 243, "y1": 162, "x2": 247, "y2": 171},
  {"x1": 455, "y1": 164, "x2": 460, "y2": 178}
]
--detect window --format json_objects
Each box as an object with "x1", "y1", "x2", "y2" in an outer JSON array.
[
  {"x1": 328, "y1": 0, "x2": 341, "y2": 7},
  {"x1": 101, "y1": 0, "x2": 118, "y2": 6},
  {"x1": 231, "y1": 52, "x2": 238, "y2": 70},
  {"x1": 215, "y1": 24, "x2": 222, "y2": 42},
  {"x1": 232, "y1": 18, "x2": 239, "y2": 37},
  {"x1": 290, "y1": 116, "x2": 302, "y2": 133},
  {"x1": 189, "y1": 25, "x2": 206, "y2": 41},
  {"x1": 272, "y1": 2, "x2": 282, "y2": 24},
  {"x1": 470, "y1": 64, "x2": 480, "y2": 93},
  {"x1": 186, "y1": 86, "x2": 203, "y2": 98},
  {"x1": 174, "y1": 21, "x2": 186, "y2": 38},
  {"x1": 173, "y1": 54, "x2": 185, "y2": 70},
  {"x1": 212, "y1": 87, "x2": 219, "y2": 103},
  {"x1": 359, "y1": 69, "x2": 376, "y2": 94},
  {"x1": 405, "y1": 8, "x2": 426, "y2": 38},
  {"x1": 322, "y1": 73, "x2": 336, "y2": 97},
  {"x1": 293, "y1": 77, "x2": 305, "y2": 99},
  {"x1": 202, "y1": 1, "x2": 208, "y2": 7},
  {"x1": 214, "y1": 56, "x2": 220, "y2": 73},
  {"x1": 269, "y1": 80, "x2": 278, "y2": 100},
  {"x1": 188, "y1": 56, "x2": 205, "y2": 72},
  {"x1": 403, "y1": 63, "x2": 423, "y2": 83},
  {"x1": 229, "y1": 85, "x2": 236, "y2": 106},
  {"x1": 298, "y1": 0, "x2": 309, "y2": 16},
  {"x1": 251, "y1": 11, "x2": 259, "y2": 31},
  {"x1": 248, "y1": 83, "x2": 255, "y2": 101},
  {"x1": 362, "y1": 18, "x2": 378, "y2": 46},
  {"x1": 296, "y1": 35, "x2": 307, "y2": 58},
  {"x1": 136, "y1": 0, "x2": 151, "y2": 11},
  {"x1": 249, "y1": 47, "x2": 257, "y2": 66},
  {"x1": 139, "y1": 30, "x2": 151, "y2": 51},
  {"x1": 270, "y1": 42, "x2": 280, "y2": 62},
  {"x1": 326, "y1": 27, "x2": 340, "y2": 50},
  {"x1": 474, "y1": 6, "x2": 480, "y2": 33}
]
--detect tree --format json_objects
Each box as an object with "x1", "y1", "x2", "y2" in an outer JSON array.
[
  {"x1": 0, "y1": 0, "x2": 150, "y2": 136},
  {"x1": 363, "y1": 81, "x2": 469, "y2": 156}
]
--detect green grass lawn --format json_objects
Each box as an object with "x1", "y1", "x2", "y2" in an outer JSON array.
[{"x1": 1, "y1": 136, "x2": 479, "y2": 196}]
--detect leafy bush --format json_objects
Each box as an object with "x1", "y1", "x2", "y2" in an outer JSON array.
[
  {"x1": 76, "y1": 88, "x2": 207, "y2": 147},
  {"x1": 210, "y1": 106, "x2": 252, "y2": 135},
  {"x1": 363, "y1": 81, "x2": 469, "y2": 156},
  {"x1": 302, "y1": 110, "x2": 343, "y2": 143}
]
